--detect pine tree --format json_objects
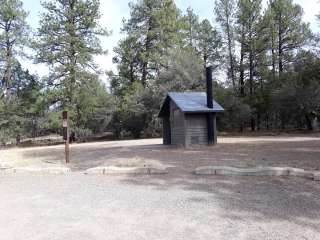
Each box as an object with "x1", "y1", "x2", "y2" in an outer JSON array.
[
  {"x1": 157, "y1": 48, "x2": 204, "y2": 92},
  {"x1": 236, "y1": 0, "x2": 263, "y2": 96},
  {"x1": 0, "y1": 0, "x2": 30, "y2": 143},
  {"x1": 35, "y1": 0, "x2": 109, "y2": 110},
  {"x1": 268, "y1": 0, "x2": 310, "y2": 74},
  {"x1": 196, "y1": 19, "x2": 222, "y2": 69},
  {"x1": 0, "y1": 63, "x2": 43, "y2": 143},
  {"x1": 262, "y1": 6, "x2": 278, "y2": 81},
  {"x1": 236, "y1": 0, "x2": 265, "y2": 131},
  {"x1": 112, "y1": 35, "x2": 141, "y2": 92},
  {"x1": 182, "y1": 7, "x2": 199, "y2": 49},
  {"x1": 121, "y1": 0, "x2": 182, "y2": 87},
  {"x1": 0, "y1": 0, "x2": 29, "y2": 98},
  {"x1": 214, "y1": 0, "x2": 236, "y2": 88}
]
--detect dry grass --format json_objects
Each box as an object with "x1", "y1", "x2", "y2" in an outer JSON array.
[{"x1": 1, "y1": 135, "x2": 320, "y2": 172}]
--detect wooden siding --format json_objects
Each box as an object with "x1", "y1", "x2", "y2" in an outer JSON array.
[
  {"x1": 167, "y1": 100, "x2": 217, "y2": 147},
  {"x1": 185, "y1": 114, "x2": 208, "y2": 147},
  {"x1": 170, "y1": 101, "x2": 186, "y2": 146}
]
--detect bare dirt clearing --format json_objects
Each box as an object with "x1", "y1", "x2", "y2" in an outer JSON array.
[
  {"x1": 1, "y1": 135, "x2": 320, "y2": 172},
  {"x1": 1, "y1": 135, "x2": 320, "y2": 239}
]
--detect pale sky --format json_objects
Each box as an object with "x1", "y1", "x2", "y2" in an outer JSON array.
[{"x1": 21, "y1": 0, "x2": 320, "y2": 82}]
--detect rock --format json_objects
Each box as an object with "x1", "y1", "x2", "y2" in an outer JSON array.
[
  {"x1": 195, "y1": 166, "x2": 289, "y2": 176},
  {"x1": 0, "y1": 162, "x2": 12, "y2": 169},
  {"x1": 148, "y1": 167, "x2": 169, "y2": 174},
  {"x1": 194, "y1": 165, "x2": 320, "y2": 181},
  {"x1": 85, "y1": 167, "x2": 106, "y2": 174},
  {"x1": 287, "y1": 168, "x2": 315, "y2": 179},
  {"x1": 255, "y1": 167, "x2": 289, "y2": 176},
  {"x1": 214, "y1": 166, "x2": 256, "y2": 176},
  {"x1": 194, "y1": 166, "x2": 216, "y2": 175},
  {"x1": 313, "y1": 172, "x2": 320, "y2": 181},
  {"x1": 85, "y1": 166, "x2": 168, "y2": 175},
  {"x1": 5, "y1": 166, "x2": 71, "y2": 175},
  {"x1": 104, "y1": 166, "x2": 144, "y2": 174}
]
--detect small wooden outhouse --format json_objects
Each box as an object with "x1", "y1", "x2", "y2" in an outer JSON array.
[{"x1": 158, "y1": 67, "x2": 224, "y2": 147}]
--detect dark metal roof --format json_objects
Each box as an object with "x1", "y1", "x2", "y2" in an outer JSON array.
[{"x1": 158, "y1": 92, "x2": 224, "y2": 117}]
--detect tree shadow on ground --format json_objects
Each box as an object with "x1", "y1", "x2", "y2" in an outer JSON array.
[
  {"x1": 119, "y1": 173, "x2": 320, "y2": 232},
  {"x1": 17, "y1": 138, "x2": 320, "y2": 232}
]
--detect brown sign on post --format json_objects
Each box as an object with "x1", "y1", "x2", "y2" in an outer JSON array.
[{"x1": 62, "y1": 111, "x2": 70, "y2": 164}]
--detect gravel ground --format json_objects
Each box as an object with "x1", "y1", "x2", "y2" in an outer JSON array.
[
  {"x1": 1, "y1": 135, "x2": 320, "y2": 239},
  {"x1": 0, "y1": 173, "x2": 320, "y2": 240}
]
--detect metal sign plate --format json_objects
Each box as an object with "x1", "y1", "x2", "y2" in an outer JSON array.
[{"x1": 63, "y1": 119, "x2": 68, "y2": 127}]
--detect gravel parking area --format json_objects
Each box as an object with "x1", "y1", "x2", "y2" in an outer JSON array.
[
  {"x1": 1, "y1": 135, "x2": 320, "y2": 239},
  {"x1": 0, "y1": 173, "x2": 320, "y2": 240}
]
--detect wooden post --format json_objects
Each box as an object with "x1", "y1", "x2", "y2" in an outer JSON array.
[{"x1": 62, "y1": 111, "x2": 70, "y2": 164}]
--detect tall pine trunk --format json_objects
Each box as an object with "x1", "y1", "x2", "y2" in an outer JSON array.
[
  {"x1": 141, "y1": 16, "x2": 153, "y2": 87},
  {"x1": 278, "y1": 12, "x2": 283, "y2": 75},
  {"x1": 3, "y1": 22, "x2": 12, "y2": 99},
  {"x1": 67, "y1": 0, "x2": 77, "y2": 108},
  {"x1": 226, "y1": 15, "x2": 235, "y2": 89},
  {"x1": 239, "y1": 28, "x2": 245, "y2": 97},
  {"x1": 249, "y1": 31, "x2": 255, "y2": 132},
  {"x1": 239, "y1": 27, "x2": 245, "y2": 133},
  {"x1": 271, "y1": 31, "x2": 276, "y2": 81}
]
